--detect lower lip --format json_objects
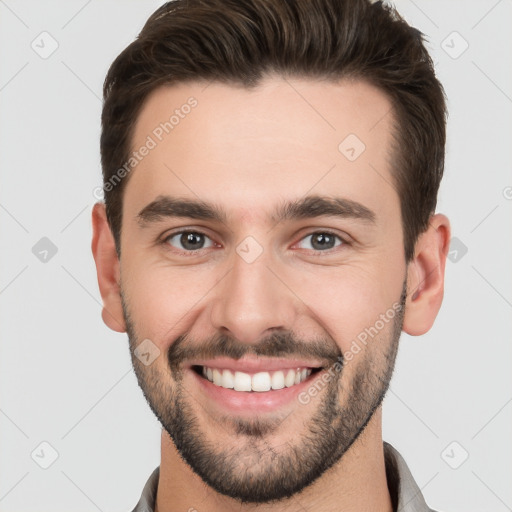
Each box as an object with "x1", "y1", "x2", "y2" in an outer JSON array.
[{"x1": 188, "y1": 368, "x2": 323, "y2": 414}]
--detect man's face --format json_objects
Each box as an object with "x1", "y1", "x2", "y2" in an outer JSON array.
[{"x1": 119, "y1": 77, "x2": 407, "y2": 502}]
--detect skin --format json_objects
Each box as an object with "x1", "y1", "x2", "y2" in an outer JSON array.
[{"x1": 91, "y1": 76, "x2": 450, "y2": 512}]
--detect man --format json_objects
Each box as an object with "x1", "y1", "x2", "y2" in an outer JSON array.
[{"x1": 91, "y1": 0, "x2": 450, "y2": 510}]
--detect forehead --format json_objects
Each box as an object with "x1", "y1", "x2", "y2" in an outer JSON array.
[{"x1": 124, "y1": 76, "x2": 398, "y2": 225}]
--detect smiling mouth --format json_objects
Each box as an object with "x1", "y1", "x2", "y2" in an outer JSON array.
[{"x1": 191, "y1": 365, "x2": 323, "y2": 392}]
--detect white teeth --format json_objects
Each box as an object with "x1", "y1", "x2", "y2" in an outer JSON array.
[
  {"x1": 221, "y1": 369, "x2": 235, "y2": 389},
  {"x1": 212, "y1": 368, "x2": 223, "y2": 386},
  {"x1": 233, "y1": 371, "x2": 252, "y2": 391},
  {"x1": 285, "y1": 369, "x2": 296, "y2": 387},
  {"x1": 200, "y1": 366, "x2": 314, "y2": 392},
  {"x1": 271, "y1": 370, "x2": 285, "y2": 390},
  {"x1": 252, "y1": 372, "x2": 271, "y2": 392}
]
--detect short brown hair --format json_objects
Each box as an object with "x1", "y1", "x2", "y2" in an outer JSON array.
[{"x1": 100, "y1": 0, "x2": 447, "y2": 262}]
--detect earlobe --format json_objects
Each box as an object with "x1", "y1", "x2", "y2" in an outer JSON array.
[
  {"x1": 402, "y1": 213, "x2": 451, "y2": 336},
  {"x1": 91, "y1": 202, "x2": 126, "y2": 333}
]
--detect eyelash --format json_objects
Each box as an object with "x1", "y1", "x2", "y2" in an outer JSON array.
[{"x1": 160, "y1": 229, "x2": 349, "y2": 256}]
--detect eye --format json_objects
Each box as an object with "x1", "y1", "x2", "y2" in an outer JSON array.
[
  {"x1": 295, "y1": 231, "x2": 346, "y2": 253},
  {"x1": 160, "y1": 229, "x2": 347, "y2": 256},
  {"x1": 163, "y1": 230, "x2": 216, "y2": 253}
]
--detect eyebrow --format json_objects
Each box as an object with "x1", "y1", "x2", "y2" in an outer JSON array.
[{"x1": 136, "y1": 194, "x2": 376, "y2": 228}]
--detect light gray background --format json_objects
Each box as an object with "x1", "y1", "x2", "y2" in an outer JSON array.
[{"x1": 0, "y1": 1, "x2": 510, "y2": 511}]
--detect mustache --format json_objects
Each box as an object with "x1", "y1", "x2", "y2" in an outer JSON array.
[{"x1": 167, "y1": 330, "x2": 342, "y2": 374}]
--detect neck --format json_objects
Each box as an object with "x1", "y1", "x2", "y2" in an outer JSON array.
[{"x1": 155, "y1": 408, "x2": 393, "y2": 512}]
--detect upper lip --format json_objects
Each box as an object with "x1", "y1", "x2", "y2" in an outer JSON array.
[{"x1": 188, "y1": 356, "x2": 325, "y2": 373}]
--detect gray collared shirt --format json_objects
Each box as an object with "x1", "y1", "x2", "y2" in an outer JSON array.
[{"x1": 131, "y1": 441, "x2": 439, "y2": 512}]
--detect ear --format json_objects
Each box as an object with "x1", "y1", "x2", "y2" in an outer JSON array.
[
  {"x1": 91, "y1": 202, "x2": 126, "y2": 333},
  {"x1": 403, "y1": 213, "x2": 451, "y2": 336}
]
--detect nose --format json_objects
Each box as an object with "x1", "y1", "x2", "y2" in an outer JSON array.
[{"x1": 209, "y1": 248, "x2": 298, "y2": 345}]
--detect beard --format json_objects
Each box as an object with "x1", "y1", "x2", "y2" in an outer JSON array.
[{"x1": 122, "y1": 279, "x2": 407, "y2": 504}]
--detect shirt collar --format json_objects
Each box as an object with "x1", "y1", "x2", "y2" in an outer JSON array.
[
  {"x1": 383, "y1": 441, "x2": 437, "y2": 512},
  {"x1": 131, "y1": 441, "x2": 437, "y2": 512}
]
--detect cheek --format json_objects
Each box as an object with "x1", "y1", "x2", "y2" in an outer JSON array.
[
  {"x1": 293, "y1": 264, "x2": 403, "y2": 353},
  {"x1": 122, "y1": 264, "x2": 218, "y2": 347}
]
